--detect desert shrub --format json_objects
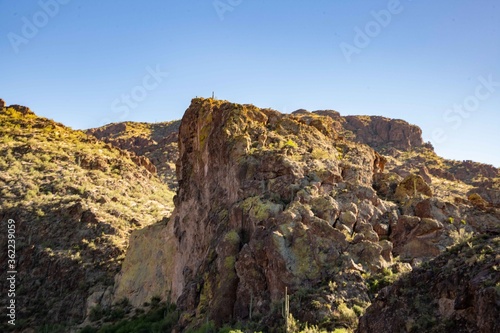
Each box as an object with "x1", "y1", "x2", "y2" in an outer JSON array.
[
  {"x1": 335, "y1": 301, "x2": 357, "y2": 327},
  {"x1": 187, "y1": 321, "x2": 217, "y2": 333},
  {"x1": 89, "y1": 305, "x2": 106, "y2": 322},
  {"x1": 311, "y1": 148, "x2": 330, "y2": 160},
  {"x1": 332, "y1": 329, "x2": 351, "y2": 333},
  {"x1": 80, "y1": 326, "x2": 98, "y2": 333},
  {"x1": 297, "y1": 324, "x2": 328, "y2": 333},
  {"x1": 87, "y1": 303, "x2": 178, "y2": 333},
  {"x1": 37, "y1": 324, "x2": 67, "y2": 333},
  {"x1": 283, "y1": 139, "x2": 298, "y2": 149},
  {"x1": 449, "y1": 228, "x2": 474, "y2": 246}
]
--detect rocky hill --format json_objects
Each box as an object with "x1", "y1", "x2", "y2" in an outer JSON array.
[
  {"x1": 88, "y1": 109, "x2": 500, "y2": 210},
  {"x1": 108, "y1": 98, "x2": 499, "y2": 332},
  {"x1": 2, "y1": 97, "x2": 498, "y2": 332},
  {"x1": 0, "y1": 101, "x2": 175, "y2": 332},
  {"x1": 86, "y1": 121, "x2": 180, "y2": 190}
]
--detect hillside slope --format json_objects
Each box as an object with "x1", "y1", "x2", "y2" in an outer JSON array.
[
  {"x1": 0, "y1": 102, "x2": 175, "y2": 332},
  {"x1": 86, "y1": 121, "x2": 180, "y2": 190},
  {"x1": 358, "y1": 233, "x2": 500, "y2": 333}
]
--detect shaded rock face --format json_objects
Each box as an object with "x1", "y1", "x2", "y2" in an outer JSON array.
[
  {"x1": 357, "y1": 235, "x2": 500, "y2": 333},
  {"x1": 343, "y1": 115, "x2": 424, "y2": 151}
]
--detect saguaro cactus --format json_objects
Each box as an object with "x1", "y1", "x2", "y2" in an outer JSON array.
[
  {"x1": 413, "y1": 177, "x2": 417, "y2": 197},
  {"x1": 282, "y1": 287, "x2": 290, "y2": 333}
]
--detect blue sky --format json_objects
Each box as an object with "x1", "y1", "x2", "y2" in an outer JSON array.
[{"x1": 1, "y1": 0, "x2": 499, "y2": 166}]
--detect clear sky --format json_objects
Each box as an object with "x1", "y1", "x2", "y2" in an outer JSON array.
[{"x1": 1, "y1": 0, "x2": 499, "y2": 166}]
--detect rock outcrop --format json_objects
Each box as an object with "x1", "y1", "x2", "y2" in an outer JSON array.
[
  {"x1": 114, "y1": 98, "x2": 500, "y2": 332},
  {"x1": 358, "y1": 234, "x2": 500, "y2": 333},
  {"x1": 342, "y1": 116, "x2": 424, "y2": 151},
  {"x1": 115, "y1": 99, "x2": 391, "y2": 330}
]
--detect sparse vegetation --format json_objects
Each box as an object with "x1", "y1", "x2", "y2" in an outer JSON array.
[
  {"x1": 2, "y1": 99, "x2": 499, "y2": 333},
  {"x1": 0, "y1": 106, "x2": 175, "y2": 331},
  {"x1": 82, "y1": 301, "x2": 178, "y2": 333}
]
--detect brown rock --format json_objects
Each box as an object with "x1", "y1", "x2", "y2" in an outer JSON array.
[
  {"x1": 343, "y1": 115, "x2": 424, "y2": 151},
  {"x1": 131, "y1": 155, "x2": 157, "y2": 174},
  {"x1": 81, "y1": 210, "x2": 99, "y2": 224},
  {"x1": 450, "y1": 160, "x2": 498, "y2": 182},
  {"x1": 428, "y1": 167, "x2": 456, "y2": 181},
  {"x1": 468, "y1": 193, "x2": 489, "y2": 209},
  {"x1": 418, "y1": 165, "x2": 432, "y2": 183},
  {"x1": 372, "y1": 172, "x2": 402, "y2": 199},
  {"x1": 113, "y1": 98, "x2": 389, "y2": 331},
  {"x1": 390, "y1": 215, "x2": 444, "y2": 260},
  {"x1": 9, "y1": 104, "x2": 33, "y2": 115},
  {"x1": 394, "y1": 174, "x2": 433, "y2": 202}
]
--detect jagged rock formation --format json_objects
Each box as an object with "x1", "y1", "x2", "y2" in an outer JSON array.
[
  {"x1": 0, "y1": 102, "x2": 174, "y2": 332},
  {"x1": 114, "y1": 98, "x2": 500, "y2": 332}
]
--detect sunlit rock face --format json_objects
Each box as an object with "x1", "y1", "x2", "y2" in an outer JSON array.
[{"x1": 114, "y1": 98, "x2": 499, "y2": 331}]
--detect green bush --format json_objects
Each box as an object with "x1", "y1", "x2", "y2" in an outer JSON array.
[
  {"x1": 283, "y1": 139, "x2": 298, "y2": 149},
  {"x1": 80, "y1": 327, "x2": 98, "y2": 333},
  {"x1": 89, "y1": 305, "x2": 106, "y2": 322},
  {"x1": 98, "y1": 304, "x2": 177, "y2": 333},
  {"x1": 186, "y1": 321, "x2": 216, "y2": 333}
]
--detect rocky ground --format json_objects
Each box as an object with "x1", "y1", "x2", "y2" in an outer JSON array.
[{"x1": 358, "y1": 233, "x2": 500, "y2": 333}]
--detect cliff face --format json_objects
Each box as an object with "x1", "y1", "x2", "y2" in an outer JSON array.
[
  {"x1": 115, "y1": 98, "x2": 382, "y2": 329},
  {"x1": 114, "y1": 98, "x2": 500, "y2": 331}
]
